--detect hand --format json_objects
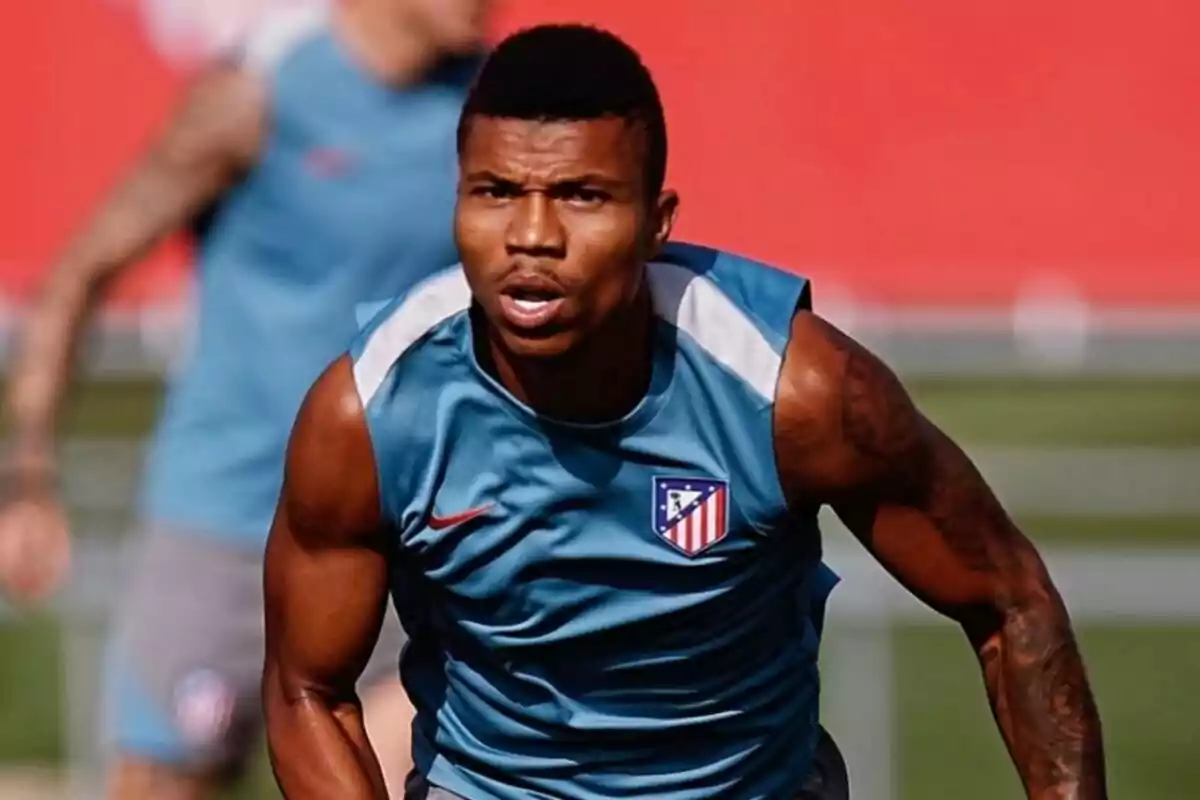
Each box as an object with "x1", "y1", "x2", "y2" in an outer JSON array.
[{"x1": 0, "y1": 494, "x2": 71, "y2": 604}]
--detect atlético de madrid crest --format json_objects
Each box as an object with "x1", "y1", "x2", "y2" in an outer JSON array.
[{"x1": 653, "y1": 476, "x2": 729, "y2": 556}]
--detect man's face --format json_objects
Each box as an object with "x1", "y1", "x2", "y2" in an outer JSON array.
[
  {"x1": 394, "y1": 0, "x2": 491, "y2": 54},
  {"x1": 455, "y1": 116, "x2": 677, "y2": 360}
]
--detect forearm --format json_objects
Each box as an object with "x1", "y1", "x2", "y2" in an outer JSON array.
[
  {"x1": 264, "y1": 665, "x2": 388, "y2": 799},
  {"x1": 976, "y1": 594, "x2": 1106, "y2": 799},
  {"x1": 7, "y1": 72, "x2": 264, "y2": 469},
  {"x1": 6, "y1": 259, "x2": 107, "y2": 475},
  {"x1": 7, "y1": 163, "x2": 179, "y2": 469}
]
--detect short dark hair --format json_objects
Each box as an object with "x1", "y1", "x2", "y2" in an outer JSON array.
[{"x1": 457, "y1": 25, "x2": 668, "y2": 197}]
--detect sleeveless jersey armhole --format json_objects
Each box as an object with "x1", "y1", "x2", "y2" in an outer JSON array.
[{"x1": 349, "y1": 268, "x2": 473, "y2": 530}]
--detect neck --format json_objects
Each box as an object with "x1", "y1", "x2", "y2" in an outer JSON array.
[
  {"x1": 481, "y1": 285, "x2": 657, "y2": 425},
  {"x1": 333, "y1": 2, "x2": 440, "y2": 87}
]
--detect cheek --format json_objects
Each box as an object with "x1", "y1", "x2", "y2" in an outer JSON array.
[
  {"x1": 455, "y1": 205, "x2": 508, "y2": 259},
  {"x1": 575, "y1": 257, "x2": 644, "y2": 318},
  {"x1": 560, "y1": 212, "x2": 644, "y2": 307},
  {"x1": 591, "y1": 272, "x2": 638, "y2": 316},
  {"x1": 565, "y1": 209, "x2": 643, "y2": 264}
]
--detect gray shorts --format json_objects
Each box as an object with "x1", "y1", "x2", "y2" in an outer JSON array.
[{"x1": 102, "y1": 525, "x2": 407, "y2": 770}]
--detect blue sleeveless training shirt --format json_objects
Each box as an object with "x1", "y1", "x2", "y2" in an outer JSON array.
[{"x1": 352, "y1": 242, "x2": 839, "y2": 799}]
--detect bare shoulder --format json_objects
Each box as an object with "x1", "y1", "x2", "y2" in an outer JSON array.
[
  {"x1": 281, "y1": 356, "x2": 381, "y2": 547},
  {"x1": 773, "y1": 310, "x2": 927, "y2": 501}
]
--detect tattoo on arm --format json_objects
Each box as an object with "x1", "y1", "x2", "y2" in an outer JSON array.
[
  {"x1": 785, "y1": 316, "x2": 1106, "y2": 798},
  {"x1": 6, "y1": 68, "x2": 263, "y2": 473},
  {"x1": 67, "y1": 68, "x2": 261, "y2": 268},
  {"x1": 836, "y1": 337, "x2": 1010, "y2": 574},
  {"x1": 979, "y1": 598, "x2": 1107, "y2": 798}
]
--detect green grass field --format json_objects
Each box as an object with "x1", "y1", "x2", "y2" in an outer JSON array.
[
  {"x1": 2, "y1": 376, "x2": 1198, "y2": 797},
  {"x1": 894, "y1": 625, "x2": 1200, "y2": 799},
  {"x1": 46, "y1": 375, "x2": 1200, "y2": 446}
]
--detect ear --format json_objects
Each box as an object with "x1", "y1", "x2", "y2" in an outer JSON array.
[{"x1": 648, "y1": 189, "x2": 679, "y2": 255}]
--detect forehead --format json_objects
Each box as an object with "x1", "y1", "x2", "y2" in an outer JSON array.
[{"x1": 460, "y1": 116, "x2": 646, "y2": 182}]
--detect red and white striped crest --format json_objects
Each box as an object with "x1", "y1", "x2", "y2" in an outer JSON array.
[{"x1": 653, "y1": 476, "x2": 729, "y2": 556}]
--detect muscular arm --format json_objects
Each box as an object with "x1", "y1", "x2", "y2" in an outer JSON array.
[
  {"x1": 775, "y1": 312, "x2": 1105, "y2": 799},
  {"x1": 6, "y1": 66, "x2": 264, "y2": 482},
  {"x1": 263, "y1": 356, "x2": 391, "y2": 799}
]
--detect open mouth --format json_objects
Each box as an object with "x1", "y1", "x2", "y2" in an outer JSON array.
[{"x1": 498, "y1": 280, "x2": 567, "y2": 331}]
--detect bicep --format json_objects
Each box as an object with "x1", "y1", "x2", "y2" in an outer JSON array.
[
  {"x1": 263, "y1": 502, "x2": 390, "y2": 694},
  {"x1": 262, "y1": 356, "x2": 391, "y2": 696},
  {"x1": 831, "y1": 420, "x2": 1035, "y2": 618},
  {"x1": 777, "y1": 313, "x2": 1040, "y2": 620}
]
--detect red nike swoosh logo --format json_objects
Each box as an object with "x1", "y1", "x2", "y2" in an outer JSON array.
[
  {"x1": 427, "y1": 503, "x2": 494, "y2": 530},
  {"x1": 304, "y1": 147, "x2": 356, "y2": 178}
]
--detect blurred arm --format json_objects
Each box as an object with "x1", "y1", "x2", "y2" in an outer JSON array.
[
  {"x1": 774, "y1": 311, "x2": 1106, "y2": 800},
  {"x1": 5, "y1": 66, "x2": 265, "y2": 486},
  {"x1": 263, "y1": 356, "x2": 390, "y2": 800}
]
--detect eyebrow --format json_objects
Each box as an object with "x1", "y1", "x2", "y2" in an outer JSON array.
[
  {"x1": 463, "y1": 170, "x2": 625, "y2": 189},
  {"x1": 462, "y1": 170, "x2": 512, "y2": 184},
  {"x1": 552, "y1": 173, "x2": 624, "y2": 190}
]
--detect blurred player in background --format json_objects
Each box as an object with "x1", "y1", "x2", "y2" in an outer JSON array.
[
  {"x1": 263, "y1": 25, "x2": 1106, "y2": 799},
  {"x1": 0, "y1": 0, "x2": 491, "y2": 797}
]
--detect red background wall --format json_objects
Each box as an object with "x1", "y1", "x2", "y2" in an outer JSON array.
[{"x1": 3, "y1": 1, "x2": 1198, "y2": 309}]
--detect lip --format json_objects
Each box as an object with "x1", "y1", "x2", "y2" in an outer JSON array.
[
  {"x1": 497, "y1": 271, "x2": 567, "y2": 332},
  {"x1": 498, "y1": 294, "x2": 567, "y2": 330}
]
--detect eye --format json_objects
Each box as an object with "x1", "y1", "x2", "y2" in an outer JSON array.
[
  {"x1": 575, "y1": 188, "x2": 609, "y2": 204},
  {"x1": 558, "y1": 186, "x2": 611, "y2": 207},
  {"x1": 471, "y1": 183, "x2": 519, "y2": 200}
]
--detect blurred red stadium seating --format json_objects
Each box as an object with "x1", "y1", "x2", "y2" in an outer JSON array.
[{"x1": 3, "y1": 0, "x2": 1199, "y2": 311}]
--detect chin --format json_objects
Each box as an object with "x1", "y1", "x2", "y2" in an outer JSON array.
[{"x1": 496, "y1": 329, "x2": 577, "y2": 361}]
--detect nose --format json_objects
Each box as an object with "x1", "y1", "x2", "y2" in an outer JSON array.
[{"x1": 505, "y1": 193, "x2": 566, "y2": 258}]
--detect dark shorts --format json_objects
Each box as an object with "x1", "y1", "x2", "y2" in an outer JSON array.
[
  {"x1": 406, "y1": 725, "x2": 851, "y2": 799},
  {"x1": 101, "y1": 526, "x2": 408, "y2": 770}
]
